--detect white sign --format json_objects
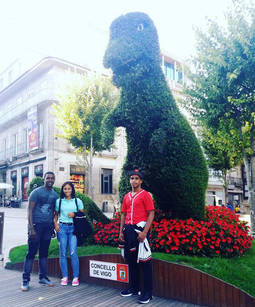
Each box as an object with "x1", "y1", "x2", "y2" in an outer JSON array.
[
  {"x1": 89, "y1": 260, "x2": 129, "y2": 283},
  {"x1": 90, "y1": 260, "x2": 117, "y2": 280}
]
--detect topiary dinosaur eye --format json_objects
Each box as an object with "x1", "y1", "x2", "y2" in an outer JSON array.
[{"x1": 137, "y1": 24, "x2": 144, "y2": 31}]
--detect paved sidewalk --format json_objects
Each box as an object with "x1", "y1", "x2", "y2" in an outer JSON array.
[
  {"x1": 0, "y1": 268, "x2": 201, "y2": 307},
  {"x1": 0, "y1": 202, "x2": 28, "y2": 263}
]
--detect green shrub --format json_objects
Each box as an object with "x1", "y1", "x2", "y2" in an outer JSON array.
[
  {"x1": 103, "y1": 12, "x2": 208, "y2": 219},
  {"x1": 75, "y1": 192, "x2": 110, "y2": 224},
  {"x1": 27, "y1": 176, "x2": 44, "y2": 196}
]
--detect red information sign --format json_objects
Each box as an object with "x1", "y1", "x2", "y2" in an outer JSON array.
[{"x1": 116, "y1": 263, "x2": 129, "y2": 283}]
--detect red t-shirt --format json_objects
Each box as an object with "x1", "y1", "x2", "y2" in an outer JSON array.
[{"x1": 121, "y1": 189, "x2": 155, "y2": 225}]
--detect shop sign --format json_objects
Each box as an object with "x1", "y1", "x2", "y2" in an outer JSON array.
[
  {"x1": 21, "y1": 167, "x2": 29, "y2": 177},
  {"x1": 35, "y1": 164, "x2": 43, "y2": 176},
  {"x1": 70, "y1": 165, "x2": 85, "y2": 175},
  {"x1": 11, "y1": 170, "x2": 17, "y2": 179},
  {"x1": 89, "y1": 260, "x2": 129, "y2": 283}
]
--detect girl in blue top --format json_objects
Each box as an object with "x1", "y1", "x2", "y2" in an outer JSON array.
[{"x1": 54, "y1": 181, "x2": 84, "y2": 286}]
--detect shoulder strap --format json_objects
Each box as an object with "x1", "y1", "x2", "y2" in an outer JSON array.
[
  {"x1": 58, "y1": 198, "x2": 62, "y2": 214},
  {"x1": 75, "y1": 198, "x2": 78, "y2": 212},
  {"x1": 58, "y1": 198, "x2": 78, "y2": 214}
]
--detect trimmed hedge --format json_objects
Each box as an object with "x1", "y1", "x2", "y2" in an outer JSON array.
[{"x1": 103, "y1": 12, "x2": 208, "y2": 219}]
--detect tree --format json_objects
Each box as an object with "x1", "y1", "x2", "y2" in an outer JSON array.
[
  {"x1": 53, "y1": 75, "x2": 119, "y2": 199},
  {"x1": 184, "y1": 0, "x2": 255, "y2": 234},
  {"x1": 200, "y1": 126, "x2": 242, "y2": 204},
  {"x1": 103, "y1": 12, "x2": 208, "y2": 219}
]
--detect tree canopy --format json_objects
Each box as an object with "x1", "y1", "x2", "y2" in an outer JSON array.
[
  {"x1": 53, "y1": 74, "x2": 119, "y2": 153},
  {"x1": 184, "y1": 0, "x2": 255, "y2": 234}
]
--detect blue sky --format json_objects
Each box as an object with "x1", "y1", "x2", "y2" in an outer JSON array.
[{"x1": 0, "y1": 0, "x2": 237, "y2": 72}]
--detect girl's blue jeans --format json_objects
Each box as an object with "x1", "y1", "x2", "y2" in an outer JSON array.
[{"x1": 57, "y1": 223, "x2": 79, "y2": 278}]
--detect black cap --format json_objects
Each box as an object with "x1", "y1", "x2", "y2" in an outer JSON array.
[{"x1": 129, "y1": 169, "x2": 143, "y2": 179}]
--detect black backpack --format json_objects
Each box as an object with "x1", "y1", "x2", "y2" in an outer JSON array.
[{"x1": 58, "y1": 198, "x2": 93, "y2": 246}]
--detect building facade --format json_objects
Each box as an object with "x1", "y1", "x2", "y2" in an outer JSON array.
[{"x1": 0, "y1": 57, "x2": 126, "y2": 211}]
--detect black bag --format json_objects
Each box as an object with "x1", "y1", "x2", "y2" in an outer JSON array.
[{"x1": 58, "y1": 198, "x2": 93, "y2": 246}]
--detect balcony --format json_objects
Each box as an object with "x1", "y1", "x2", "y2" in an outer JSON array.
[
  {"x1": 0, "y1": 143, "x2": 29, "y2": 164},
  {"x1": 227, "y1": 176, "x2": 243, "y2": 189}
]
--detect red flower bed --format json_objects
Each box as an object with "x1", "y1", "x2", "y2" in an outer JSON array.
[
  {"x1": 93, "y1": 206, "x2": 253, "y2": 257},
  {"x1": 151, "y1": 206, "x2": 253, "y2": 257},
  {"x1": 93, "y1": 212, "x2": 121, "y2": 247}
]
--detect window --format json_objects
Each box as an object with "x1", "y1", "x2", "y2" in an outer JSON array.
[
  {"x1": 0, "y1": 138, "x2": 6, "y2": 160},
  {"x1": 11, "y1": 133, "x2": 18, "y2": 156},
  {"x1": 0, "y1": 78, "x2": 3, "y2": 90},
  {"x1": 176, "y1": 71, "x2": 183, "y2": 83},
  {"x1": 22, "y1": 128, "x2": 28, "y2": 153},
  {"x1": 8, "y1": 70, "x2": 13, "y2": 83},
  {"x1": 164, "y1": 62, "x2": 175, "y2": 80},
  {"x1": 101, "y1": 169, "x2": 113, "y2": 194},
  {"x1": 38, "y1": 122, "x2": 43, "y2": 148}
]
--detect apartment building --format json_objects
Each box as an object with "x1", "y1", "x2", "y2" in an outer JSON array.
[{"x1": 0, "y1": 56, "x2": 126, "y2": 211}]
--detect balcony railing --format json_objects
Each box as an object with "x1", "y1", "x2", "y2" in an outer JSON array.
[
  {"x1": 0, "y1": 142, "x2": 38, "y2": 162},
  {"x1": 227, "y1": 176, "x2": 243, "y2": 188}
]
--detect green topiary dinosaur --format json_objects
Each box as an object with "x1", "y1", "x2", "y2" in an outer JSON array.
[{"x1": 103, "y1": 12, "x2": 208, "y2": 219}]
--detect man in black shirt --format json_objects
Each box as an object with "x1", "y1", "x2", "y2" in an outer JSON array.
[{"x1": 21, "y1": 171, "x2": 58, "y2": 291}]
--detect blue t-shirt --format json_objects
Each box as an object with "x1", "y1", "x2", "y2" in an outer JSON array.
[
  {"x1": 55, "y1": 198, "x2": 83, "y2": 223},
  {"x1": 29, "y1": 186, "x2": 58, "y2": 223}
]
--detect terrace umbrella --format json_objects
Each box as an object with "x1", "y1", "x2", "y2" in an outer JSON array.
[{"x1": 0, "y1": 183, "x2": 14, "y2": 189}]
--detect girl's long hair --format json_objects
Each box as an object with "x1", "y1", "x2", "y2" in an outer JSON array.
[{"x1": 60, "y1": 181, "x2": 76, "y2": 199}]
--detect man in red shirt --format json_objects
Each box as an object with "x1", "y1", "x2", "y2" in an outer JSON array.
[{"x1": 119, "y1": 169, "x2": 155, "y2": 304}]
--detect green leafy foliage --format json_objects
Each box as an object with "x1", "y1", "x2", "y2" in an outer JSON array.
[
  {"x1": 53, "y1": 74, "x2": 119, "y2": 154},
  {"x1": 75, "y1": 191, "x2": 110, "y2": 224},
  {"x1": 103, "y1": 12, "x2": 208, "y2": 219},
  {"x1": 183, "y1": 0, "x2": 255, "y2": 232},
  {"x1": 184, "y1": 1, "x2": 255, "y2": 158},
  {"x1": 201, "y1": 126, "x2": 241, "y2": 173},
  {"x1": 27, "y1": 176, "x2": 44, "y2": 196}
]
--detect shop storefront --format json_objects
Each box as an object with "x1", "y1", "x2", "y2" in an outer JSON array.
[
  {"x1": 11, "y1": 170, "x2": 17, "y2": 195},
  {"x1": 21, "y1": 167, "x2": 29, "y2": 200},
  {"x1": 70, "y1": 165, "x2": 85, "y2": 194},
  {"x1": 34, "y1": 164, "x2": 43, "y2": 177}
]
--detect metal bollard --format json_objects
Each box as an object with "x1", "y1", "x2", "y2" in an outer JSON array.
[{"x1": 0, "y1": 212, "x2": 4, "y2": 255}]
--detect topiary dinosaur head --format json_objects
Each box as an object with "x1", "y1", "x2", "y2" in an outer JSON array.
[{"x1": 104, "y1": 12, "x2": 161, "y2": 87}]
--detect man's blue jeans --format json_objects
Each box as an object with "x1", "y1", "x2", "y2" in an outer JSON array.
[
  {"x1": 22, "y1": 223, "x2": 53, "y2": 282},
  {"x1": 57, "y1": 223, "x2": 79, "y2": 278}
]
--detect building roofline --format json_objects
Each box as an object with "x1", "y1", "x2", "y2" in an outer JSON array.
[{"x1": 0, "y1": 56, "x2": 91, "y2": 100}]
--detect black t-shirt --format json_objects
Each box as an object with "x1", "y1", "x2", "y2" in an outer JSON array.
[{"x1": 29, "y1": 186, "x2": 58, "y2": 223}]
